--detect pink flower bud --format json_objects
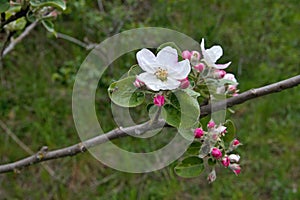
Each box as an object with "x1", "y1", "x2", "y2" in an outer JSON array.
[
  {"x1": 233, "y1": 139, "x2": 240, "y2": 146},
  {"x1": 194, "y1": 63, "x2": 205, "y2": 72},
  {"x1": 153, "y1": 95, "x2": 165, "y2": 107},
  {"x1": 229, "y1": 163, "x2": 241, "y2": 175},
  {"x1": 228, "y1": 85, "x2": 237, "y2": 92},
  {"x1": 207, "y1": 169, "x2": 216, "y2": 183},
  {"x1": 133, "y1": 78, "x2": 144, "y2": 88},
  {"x1": 228, "y1": 154, "x2": 240, "y2": 163},
  {"x1": 179, "y1": 77, "x2": 190, "y2": 89},
  {"x1": 194, "y1": 128, "x2": 204, "y2": 138},
  {"x1": 211, "y1": 147, "x2": 222, "y2": 159},
  {"x1": 216, "y1": 69, "x2": 226, "y2": 79},
  {"x1": 182, "y1": 50, "x2": 192, "y2": 60},
  {"x1": 221, "y1": 156, "x2": 230, "y2": 167},
  {"x1": 207, "y1": 121, "x2": 215, "y2": 129}
]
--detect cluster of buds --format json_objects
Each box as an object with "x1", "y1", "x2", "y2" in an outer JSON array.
[{"x1": 194, "y1": 120, "x2": 242, "y2": 183}]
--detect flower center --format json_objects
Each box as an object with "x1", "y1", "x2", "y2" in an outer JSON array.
[{"x1": 155, "y1": 67, "x2": 168, "y2": 81}]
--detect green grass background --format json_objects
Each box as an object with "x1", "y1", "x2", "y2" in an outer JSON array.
[{"x1": 0, "y1": 0, "x2": 299, "y2": 199}]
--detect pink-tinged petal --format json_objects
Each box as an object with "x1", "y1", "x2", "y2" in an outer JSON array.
[
  {"x1": 205, "y1": 45, "x2": 223, "y2": 63},
  {"x1": 137, "y1": 72, "x2": 160, "y2": 91},
  {"x1": 136, "y1": 49, "x2": 157, "y2": 73},
  {"x1": 156, "y1": 46, "x2": 178, "y2": 66},
  {"x1": 215, "y1": 61, "x2": 231, "y2": 69},
  {"x1": 159, "y1": 77, "x2": 181, "y2": 90},
  {"x1": 168, "y1": 59, "x2": 191, "y2": 80}
]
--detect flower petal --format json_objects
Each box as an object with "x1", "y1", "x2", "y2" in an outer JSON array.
[
  {"x1": 205, "y1": 45, "x2": 223, "y2": 63},
  {"x1": 215, "y1": 61, "x2": 231, "y2": 69},
  {"x1": 156, "y1": 46, "x2": 178, "y2": 66},
  {"x1": 168, "y1": 59, "x2": 191, "y2": 80},
  {"x1": 136, "y1": 49, "x2": 157, "y2": 73},
  {"x1": 200, "y1": 38, "x2": 205, "y2": 52},
  {"x1": 137, "y1": 72, "x2": 180, "y2": 91}
]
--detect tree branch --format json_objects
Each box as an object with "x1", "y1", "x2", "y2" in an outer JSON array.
[
  {"x1": 0, "y1": 75, "x2": 299, "y2": 174},
  {"x1": 200, "y1": 75, "x2": 300, "y2": 117}
]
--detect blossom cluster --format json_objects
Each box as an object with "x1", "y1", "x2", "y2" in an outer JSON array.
[
  {"x1": 194, "y1": 121, "x2": 242, "y2": 183},
  {"x1": 127, "y1": 39, "x2": 242, "y2": 182}
]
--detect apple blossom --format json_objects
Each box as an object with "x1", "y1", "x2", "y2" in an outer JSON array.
[
  {"x1": 153, "y1": 95, "x2": 165, "y2": 107},
  {"x1": 211, "y1": 147, "x2": 222, "y2": 159},
  {"x1": 207, "y1": 121, "x2": 216, "y2": 129},
  {"x1": 194, "y1": 128, "x2": 204, "y2": 138},
  {"x1": 194, "y1": 63, "x2": 205, "y2": 72},
  {"x1": 229, "y1": 163, "x2": 241, "y2": 175},
  {"x1": 136, "y1": 46, "x2": 191, "y2": 91},
  {"x1": 221, "y1": 156, "x2": 230, "y2": 167},
  {"x1": 207, "y1": 169, "x2": 217, "y2": 183},
  {"x1": 228, "y1": 154, "x2": 240, "y2": 163},
  {"x1": 200, "y1": 38, "x2": 231, "y2": 69},
  {"x1": 223, "y1": 73, "x2": 238, "y2": 84},
  {"x1": 133, "y1": 78, "x2": 144, "y2": 88},
  {"x1": 179, "y1": 77, "x2": 190, "y2": 89},
  {"x1": 182, "y1": 50, "x2": 192, "y2": 60}
]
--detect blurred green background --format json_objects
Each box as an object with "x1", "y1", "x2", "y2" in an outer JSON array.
[{"x1": 1, "y1": 0, "x2": 300, "y2": 199}]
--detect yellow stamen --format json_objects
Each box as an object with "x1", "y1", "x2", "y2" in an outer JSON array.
[{"x1": 154, "y1": 67, "x2": 168, "y2": 81}]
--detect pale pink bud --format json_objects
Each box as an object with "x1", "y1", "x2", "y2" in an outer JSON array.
[
  {"x1": 207, "y1": 169, "x2": 216, "y2": 183},
  {"x1": 190, "y1": 51, "x2": 201, "y2": 65},
  {"x1": 182, "y1": 50, "x2": 192, "y2": 60},
  {"x1": 211, "y1": 147, "x2": 222, "y2": 159},
  {"x1": 228, "y1": 154, "x2": 240, "y2": 163},
  {"x1": 228, "y1": 85, "x2": 237, "y2": 92},
  {"x1": 229, "y1": 163, "x2": 241, "y2": 175},
  {"x1": 229, "y1": 139, "x2": 242, "y2": 151},
  {"x1": 179, "y1": 77, "x2": 190, "y2": 89},
  {"x1": 216, "y1": 69, "x2": 226, "y2": 79},
  {"x1": 194, "y1": 128, "x2": 204, "y2": 138},
  {"x1": 133, "y1": 78, "x2": 144, "y2": 88},
  {"x1": 207, "y1": 121, "x2": 215, "y2": 129},
  {"x1": 194, "y1": 63, "x2": 205, "y2": 72},
  {"x1": 221, "y1": 156, "x2": 230, "y2": 167},
  {"x1": 153, "y1": 95, "x2": 165, "y2": 107},
  {"x1": 233, "y1": 93, "x2": 239, "y2": 96},
  {"x1": 233, "y1": 139, "x2": 240, "y2": 146}
]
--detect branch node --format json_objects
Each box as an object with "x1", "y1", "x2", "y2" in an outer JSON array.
[{"x1": 78, "y1": 143, "x2": 86, "y2": 152}]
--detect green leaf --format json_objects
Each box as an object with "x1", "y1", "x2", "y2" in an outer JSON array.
[
  {"x1": 127, "y1": 64, "x2": 142, "y2": 77},
  {"x1": 156, "y1": 42, "x2": 182, "y2": 57},
  {"x1": 162, "y1": 104, "x2": 181, "y2": 128},
  {"x1": 0, "y1": 0, "x2": 10, "y2": 13},
  {"x1": 175, "y1": 90, "x2": 200, "y2": 129},
  {"x1": 41, "y1": 20, "x2": 56, "y2": 36},
  {"x1": 174, "y1": 156, "x2": 204, "y2": 178},
  {"x1": 223, "y1": 119, "x2": 236, "y2": 143},
  {"x1": 186, "y1": 141, "x2": 201, "y2": 155},
  {"x1": 30, "y1": 0, "x2": 66, "y2": 10},
  {"x1": 108, "y1": 76, "x2": 145, "y2": 107}
]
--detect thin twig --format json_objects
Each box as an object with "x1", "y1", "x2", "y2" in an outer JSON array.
[
  {"x1": 97, "y1": 0, "x2": 105, "y2": 13},
  {"x1": 2, "y1": 21, "x2": 38, "y2": 57},
  {"x1": 0, "y1": 75, "x2": 299, "y2": 174},
  {"x1": 0, "y1": 120, "x2": 55, "y2": 176},
  {"x1": 56, "y1": 32, "x2": 97, "y2": 50}
]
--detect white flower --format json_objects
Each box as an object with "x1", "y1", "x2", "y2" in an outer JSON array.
[
  {"x1": 200, "y1": 38, "x2": 231, "y2": 69},
  {"x1": 228, "y1": 154, "x2": 240, "y2": 163},
  {"x1": 136, "y1": 46, "x2": 191, "y2": 91},
  {"x1": 224, "y1": 73, "x2": 238, "y2": 84}
]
